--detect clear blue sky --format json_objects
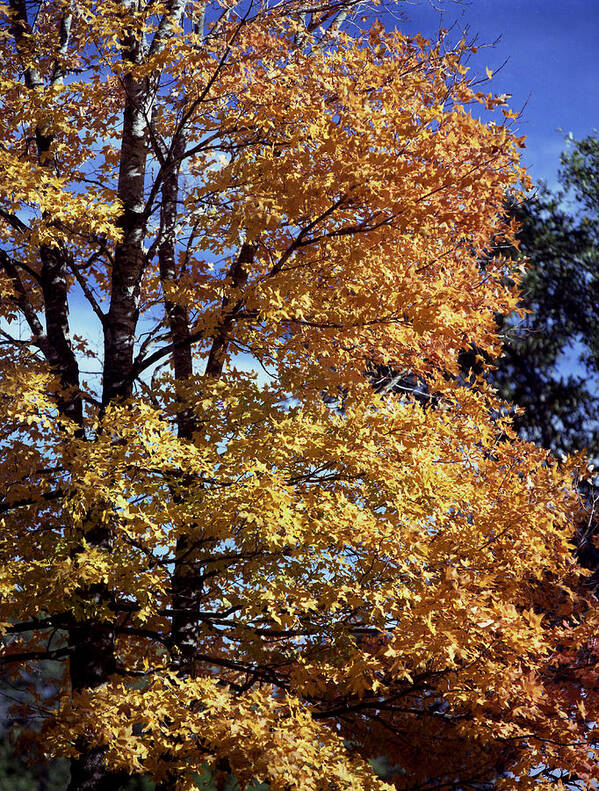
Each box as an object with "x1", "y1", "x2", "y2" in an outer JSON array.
[{"x1": 383, "y1": 0, "x2": 599, "y2": 189}]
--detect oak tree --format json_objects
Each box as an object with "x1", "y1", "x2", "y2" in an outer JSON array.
[{"x1": 1, "y1": 2, "x2": 599, "y2": 789}]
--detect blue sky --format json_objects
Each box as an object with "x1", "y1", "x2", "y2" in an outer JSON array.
[{"x1": 385, "y1": 0, "x2": 599, "y2": 189}]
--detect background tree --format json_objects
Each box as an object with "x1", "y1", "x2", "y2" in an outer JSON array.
[
  {"x1": 490, "y1": 134, "x2": 599, "y2": 587},
  {"x1": 1, "y1": 3, "x2": 599, "y2": 791},
  {"x1": 492, "y1": 140, "x2": 599, "y2": 458}
]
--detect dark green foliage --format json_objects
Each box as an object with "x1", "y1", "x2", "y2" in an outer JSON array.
[
  {"x1": 491, "y1": 136, "x2": 599, "y2": 459},
  {"x1": 0, "y1": 736, "x2": 68, "y2": 791},
  {"x1": 490, "y1": 134, "x2": 599, "y2": 587},
  {"x1": 0, "y1": 737, "x2": 155, "y2": 791}
]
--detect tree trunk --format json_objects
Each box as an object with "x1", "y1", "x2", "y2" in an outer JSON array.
[{"x1": 67, "y1": 23, "x2": 151, "y2": 791}]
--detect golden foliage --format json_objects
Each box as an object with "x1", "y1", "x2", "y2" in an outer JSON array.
[{"x1": 0, "y1": 1, "x2": 597, "y2": 789}]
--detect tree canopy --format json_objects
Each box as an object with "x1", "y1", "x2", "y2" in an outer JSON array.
[
  {"x1": 493, "y1": 135, "x2": 599, "y2": 460},
  {"x1": 1, "y1": 2, "x2": 599, "y2": 790},
  {"x1": 489, "y1": 132, "x2": 599, "y2": 595}
]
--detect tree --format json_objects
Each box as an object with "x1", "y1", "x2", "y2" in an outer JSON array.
[
  {"x1": 1, "y1": 2, "x2": 599, "y2": 790},
  {"x1": 492, "y1": 165, "x2": 599, "y2": 459},
  {"x1": 490, "y1": 135, "x2": 599, "y2": 589}
]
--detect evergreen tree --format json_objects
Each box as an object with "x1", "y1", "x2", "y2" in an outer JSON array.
[
  {"x1": 491, "y1": 134, "x2": 599, "y2": 587},
  {"x1": 493, "y1": 135, "x2": 599, "y2": 459}
]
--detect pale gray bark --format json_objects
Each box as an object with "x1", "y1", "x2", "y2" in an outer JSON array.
[{"x1": 102, "y1": 0, "x2": 187, "y2": 408}]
